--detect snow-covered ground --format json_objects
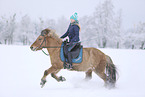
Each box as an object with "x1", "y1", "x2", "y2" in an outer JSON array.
[{"x1": 0, "y1": 45, "x2": 145, "y2": 97}]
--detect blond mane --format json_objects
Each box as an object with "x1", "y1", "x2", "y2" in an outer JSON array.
[{"x1": 47, "y1": 28, "x2": 62, "y2": 43}]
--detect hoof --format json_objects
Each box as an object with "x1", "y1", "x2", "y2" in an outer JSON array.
[
  {"x1": 105, "y1": 81, "x2": 115, "y2": 89},
  {"x1": 40, "y1": 79, "x2": 47, "y2": 88},
  {"x1": 59, "y1": 76, "x2": 66, "y2": 82},
  {"x1": 84, "y1": 77, "x2": 92, "y2": 81}
]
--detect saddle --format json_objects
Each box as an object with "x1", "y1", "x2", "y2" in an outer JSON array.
[{"x1": 60, "y1": 41, "x2": 83, "y2": 63}]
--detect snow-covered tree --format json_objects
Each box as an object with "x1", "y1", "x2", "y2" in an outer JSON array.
[
  {"x1": 79, "y1": 15, "x2": 98, "y2": 47},
  {"x1": 113, "y1": 9, "x2": 123, "y2": 48},
  {"x1": 79, "y1": 0, "x2": 123, "y2": 48},
  {"x1": 17, "y1": 15, "x2": 33, "y2": 45},
  {"x1": 0, "y1": 16, "x2": 5, "y2": 44},
  {"x1": 0, "y1": 0, "x2": 144, "y2": 50},
  {"x1": 91, "y1": 0, "x2": 118, "y2": 48},
  {"x1": 55, "y1": 16, "x2": 69, "y2": 36},
  {"x1": 0, "y1": 14, "x2": 17, "y2": 44},
  {"x1": 123, "y1": 22, "x2": 145, "y2": 49}
]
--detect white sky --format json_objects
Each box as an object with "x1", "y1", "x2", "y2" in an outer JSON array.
[{"x1": 0, "y1": 0, "x2": 145, "y2": 29}]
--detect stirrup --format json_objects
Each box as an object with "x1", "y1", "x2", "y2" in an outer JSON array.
[
  {"x1": 65, "y1": 62, "x2": 73, "y2": 69},
  {"x1": 63, "y1": 62, "x2": 67, "y2": 69}
]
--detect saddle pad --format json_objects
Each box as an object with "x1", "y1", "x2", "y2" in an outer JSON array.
[{"x1": 60, "y1": 43, "x2": 83, "y2": 63}]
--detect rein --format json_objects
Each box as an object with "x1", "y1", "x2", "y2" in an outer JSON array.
[
  {"x1": 42, "y1": 49, "x2": 49, "y2": 56},
  {"x1": 41, "y1": 46, "x2": 62, "y2": 56},
  {"x1": 39, "y1": 35, "x2": 62, "y2": 56},
  {"x1": 42, "y1": 46, "x2": 61, "y2": 48}
]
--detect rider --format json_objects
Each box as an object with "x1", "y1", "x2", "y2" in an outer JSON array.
[{"x1": 60, "y1": 12, "x2": 80, "y2": 69}]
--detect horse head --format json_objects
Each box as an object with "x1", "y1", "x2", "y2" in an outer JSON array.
[
  {"x1": 30, "y1": 28, "x2": 51, "y2": 51},
  {"x1": 30, "y1": 28, "x2": 62, "y2": 51}
]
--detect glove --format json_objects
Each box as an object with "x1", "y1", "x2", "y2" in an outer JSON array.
[
  {"x1": 69, "y1": 42, "x2": 73, "y2": 46},
  {"x1": 60, "y1": 36, "x2": 63, "y2": 39},
  {"x1": 66, "y1": 42, "x2": 72, "y2": 46}
]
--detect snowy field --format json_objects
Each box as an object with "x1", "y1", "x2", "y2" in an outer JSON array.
[{"x1": 0, "y1": 45, "x2": 145, "y2": 97}]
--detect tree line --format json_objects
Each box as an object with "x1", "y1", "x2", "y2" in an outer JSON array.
[{"x1": 0, "y1": 0, "x2": 145, "y2": 49}]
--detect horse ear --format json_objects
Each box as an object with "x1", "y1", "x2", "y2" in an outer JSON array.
[{"x1": 41, "y1": 29, "x2": 50, "y2": 36}]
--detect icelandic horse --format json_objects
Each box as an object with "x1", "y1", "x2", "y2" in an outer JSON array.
[{"x1": 30, "y1": 28, "x2": 117, "y2": 89}]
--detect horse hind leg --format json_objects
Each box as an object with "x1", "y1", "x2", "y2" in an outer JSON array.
[
  {"x1": 85, "y1": 69, "x2": 92, "y2": 81},
  {"x1": 93, "y1": 60, "x2": 107, "y2": 85},
  {"x1": 94, "y1": 71, "x2": 107, "y2": 83}
]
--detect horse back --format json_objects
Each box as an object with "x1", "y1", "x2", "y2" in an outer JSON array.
[{"x1": 82, "y1": 47, "x2": 106, "y2": 65}]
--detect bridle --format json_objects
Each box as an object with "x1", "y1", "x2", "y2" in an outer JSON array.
[
  {"x1": 38, "y1": 35, "x2": 47, "y2": 49},
  {"x1": 38, "y1": 35, "x2": 62, "y2": 49},
  {"x1": 37, "y1": 35, "x2": 62, "y2": 56}
]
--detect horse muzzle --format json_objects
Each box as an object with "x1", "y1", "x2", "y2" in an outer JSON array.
[
  {"x1": 30, "y1": 46, "x2": 37, "y2": 51},
  {"x1": 30, "y1": 46, "x2": 42, "y2": 51}
]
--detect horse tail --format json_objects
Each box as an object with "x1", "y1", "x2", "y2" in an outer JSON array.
[{"x1": 105, "y1": 55, "x2": 118, "y2": 88}]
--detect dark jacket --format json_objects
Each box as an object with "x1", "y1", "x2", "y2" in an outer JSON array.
[{"x1": 60, "y1": 24, "x2": 80, "y2": 42}]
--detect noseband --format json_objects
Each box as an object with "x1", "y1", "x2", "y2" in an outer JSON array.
[{"x1": 38, "y1": 35, "x2": 47, "y2": 49}]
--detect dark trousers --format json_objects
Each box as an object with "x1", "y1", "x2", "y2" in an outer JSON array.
[
  {"x1": 64, "y1": 45, "x2": 72, "y2": 65},
  {"x1": 67, "y1": 51, "x2": 72, "y2": 65},
  {"x1": 64, "y1": 42, "x2": 78, "y2": 65}
]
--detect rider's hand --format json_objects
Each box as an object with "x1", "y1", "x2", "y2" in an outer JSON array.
[{"x1": 69, "y1": 42, "x2": 73, "y2": 46}]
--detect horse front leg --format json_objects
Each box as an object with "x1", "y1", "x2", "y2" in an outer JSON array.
[
  {"x1": 51, "y1": 70, "x2": 66, "y2": 82},
  {"x1": 40, "y1": 66, "x2": 65, "y2": 88},
  {"x1": 40, "y1": 66, "x2": 56, "y2": 88}
]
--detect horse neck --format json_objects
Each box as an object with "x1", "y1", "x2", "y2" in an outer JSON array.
[{"x1": 46, "y1": 37, "x2": 62, "y2": 55}]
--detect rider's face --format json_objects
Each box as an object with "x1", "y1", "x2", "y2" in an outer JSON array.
[{"x1": 70, "y1": 19, "x2": 75, "y2": 23}]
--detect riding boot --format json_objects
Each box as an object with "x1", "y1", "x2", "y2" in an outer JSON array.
[
  {"x1": 63, "y1": 58, "x2": 67, "y2": 69},
  {"x1": 67, "y1": 51, "x2": 73, "y2": 69}
]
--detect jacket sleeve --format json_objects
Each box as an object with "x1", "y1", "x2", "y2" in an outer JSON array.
[
  {"x1": 60, "y1": 24, "x2": 70, "y2": 38},
  {"x1": 71, "y1": 25, "x2": 79, "y2": 42}
]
